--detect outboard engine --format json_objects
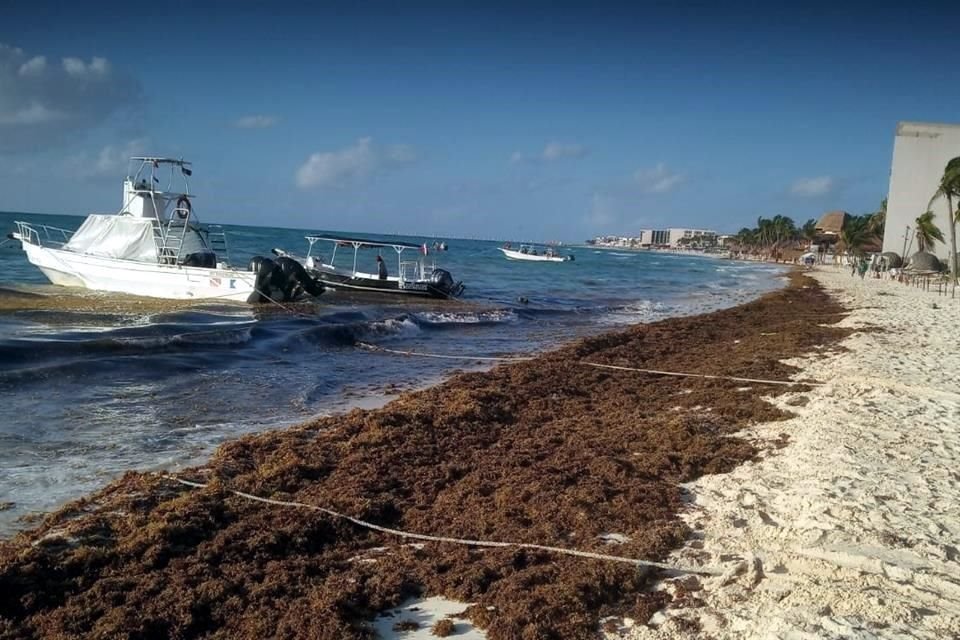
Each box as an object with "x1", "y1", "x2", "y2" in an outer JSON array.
[
  {"x1": 276, "y1": 256, "x2": 325, "y2": 298},
  {"x1": 247, "y1": 256, "x2": 276, "y2": 303},
  {"x1": 429, "y1": 268, "x2": 464, "y2": 298},
  {"x1": 246, "y1": 255, "x2": 325, "y2": 304}
]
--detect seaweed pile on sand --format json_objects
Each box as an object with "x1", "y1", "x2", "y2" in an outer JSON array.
[{"x1": 0, "y1": 273, "x2": 851, "y2": 639}]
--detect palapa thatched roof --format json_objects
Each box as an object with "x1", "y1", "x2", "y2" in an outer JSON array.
[
  {"x1": 815, "y1": 211, "x2": 849, "y2": 236},
  {"x1": 881, "y1": 252, "x2": 903, "y2": 268},
  {"x1": 907, "y1": 251, "x2": 942, "y2": 272}
]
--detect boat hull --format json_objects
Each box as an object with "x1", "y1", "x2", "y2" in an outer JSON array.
[
  {"x1": 499, "y1": 248, "x2": 569, "y2": 262},
  {"x1": 311, "y1": 269, "x2": 458, "y2": 299},
  {"x1": 22, "y1": 243, "x2": 256, "y2": 301}
]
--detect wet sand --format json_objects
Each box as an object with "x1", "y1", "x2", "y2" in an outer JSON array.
[{"x1": 0, "y1": 273, "x2": 851, "y2": 639}]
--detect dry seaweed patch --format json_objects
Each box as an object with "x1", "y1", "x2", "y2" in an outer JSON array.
[
  {"x1": 432, "y1": 618, "x2": 455, "y2": 636},
  {"x1": 0, "y1": 273, "x2": 851, "y2": 640}
]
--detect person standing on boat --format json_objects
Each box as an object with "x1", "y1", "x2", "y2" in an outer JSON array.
[{"x1": 376, "y1": 254, "x2": 388, "y2": 280}]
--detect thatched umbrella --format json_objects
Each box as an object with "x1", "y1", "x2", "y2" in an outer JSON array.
[
  {"x1": 881, "y1": 251, "x2": 903, "y2": 268},
  {"x1": 906, "y1": 251, "x2": 942, "y2": 272}
]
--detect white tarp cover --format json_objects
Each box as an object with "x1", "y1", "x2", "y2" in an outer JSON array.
[{"x1": 64, "y1": 215, "x2": 158, "y2": 262}]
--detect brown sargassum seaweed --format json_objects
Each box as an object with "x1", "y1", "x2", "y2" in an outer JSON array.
[{"x1": 0, "y1": 273, "x2": 851, "y2": 639}]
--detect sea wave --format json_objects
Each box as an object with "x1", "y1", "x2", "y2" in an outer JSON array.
[
  {"x1": 413, "y1": 309, "x2": 519, "y2": 327},
  {"x1": 597, "y1": 299, "x2": 669, "y2": 325}
]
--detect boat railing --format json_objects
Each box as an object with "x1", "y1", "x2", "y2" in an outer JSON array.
[
  {"x1": 206, "y1": 225, "x2": 231, "y2": 267},
  {"x1": 153, "y1": 205, "x2": 192, "y2": 264},
  {"x1": 14, "y1": 221, "x2": 73, "y2": 249},
  {"x1": 399, "y1": 259, "x2": 436, "y2": 282}
]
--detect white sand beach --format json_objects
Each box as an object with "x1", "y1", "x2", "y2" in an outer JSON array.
[{"x1": 614, "y1": 268, "x2": 960, "y2": 639}]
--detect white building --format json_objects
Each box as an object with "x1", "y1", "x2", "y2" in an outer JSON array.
[
  {"x1": 884, "y1": 121, "x2": 960, "y2": 261},
  {"x1": 637, "y1": 228, "x2": 716, "y2": 248}
]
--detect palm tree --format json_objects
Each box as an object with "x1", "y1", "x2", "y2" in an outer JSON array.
[
  {"x1": 867, "y1": 198, "x2": 887, "y2": 237},
  {"x1": 801, "y1": 218, "x2": 818, "y2": 245},
  {"x1": 755, "y1": 216, "x2": 771, "y2": 250},
  {"x1": 929, "y1": 157, "x2": 960, "y2": 282},
  {"x1": 838, "y1": 214, "x2": 873, "y2": 257},
  {"x1": 735, "y1": 227, "x2": 755, "y2": 252},
  {"x1": 914, "y1": 210, "x2": 945, "y2": 253}
]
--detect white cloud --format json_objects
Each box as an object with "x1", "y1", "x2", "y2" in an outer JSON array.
[
  {"x1": 0, "y1": 43, "x2": 139, "y2": 152},
  {"x1": 790, "y1": 176, "x2": 835, "y2": 197},
  {"x1": 234, "y1": 114, "x2": 279, "y2": 129},
  {"x1": 0, "y1": 102, "x2": 65, "y2": 125},
  {"x1": 633, "y1": 163, "x2": 684, "y2": 194},
  {"x1": 295, "y1": 137, "x2": 417, "y2": 189},
  {"x1": 510, "y1": 141, "x2": 589, "y2": 165},
  {"x1": 18, "y1": 55, "x2": 46, "y2": 76},
  {"x1": 62, "y1": 56, "x2": 109, "y2": 77},
  {"x1": 542, "y1": 141, "x2": 588, "y2": 160},
  {"x1": 585, "y1": 193, "x2": 618, "y2": 228},
  {"x1": 68, "y1": 138, "x2": 150, "y2": 179}
]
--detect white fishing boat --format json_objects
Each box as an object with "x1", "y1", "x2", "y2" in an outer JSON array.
[
  {"x1": 9, "y1": 157, "x2": 323, "y2": 303},
  {"x1": 499, "y1": 243, "x2": 574, "y2": 262}
]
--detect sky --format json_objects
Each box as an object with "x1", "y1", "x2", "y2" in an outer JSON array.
[{"x1": 1, "y1": 0, "x2": 959, "y2": 241}]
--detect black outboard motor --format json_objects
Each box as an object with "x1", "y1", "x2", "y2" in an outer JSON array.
[
  {"x1": 246, "y1": 255, "x2": 325, "y2": 304},
  {"x1": 275, "y1": 256, "x2": 325, "y2": 299},
  {"x1": 429, "y1": 268, "x2": 464, "y2": 298},
  {"x1": 247, "y1": 256, "x2": 276, "y2": 303}
]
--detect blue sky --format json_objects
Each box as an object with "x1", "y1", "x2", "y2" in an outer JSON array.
[{"x1": 1, "y1": 1, "x2": 958, "y2": 241}]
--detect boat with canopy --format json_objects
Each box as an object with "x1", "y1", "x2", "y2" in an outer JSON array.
[
  {"x1": 9, "y1": 157, "x2": 323, "y2": 303},
  {"x1": 276, "y1": 235, "x2": 464, "y2": 298}
]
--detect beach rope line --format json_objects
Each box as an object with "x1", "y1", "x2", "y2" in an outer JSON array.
[
  {"x1": 356, "y1": 342, "x2": 823, "y2": 387},
  {"x1": 162, "y1": 474, "x2": 725, "y2": 576},
  {"x1": 357, "y1": 342, "x2": 535, "y2": 362},
  {"x1": 581, "y1": 362, "x2": 824, "y2": 387}
]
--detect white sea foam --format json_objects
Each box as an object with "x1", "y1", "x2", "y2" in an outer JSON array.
[{"x1": 415, "y1": 309, "x2": 518, "y2": 325}]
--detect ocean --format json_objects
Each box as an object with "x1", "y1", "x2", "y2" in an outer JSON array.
[{"x1": 0, "y1": 210, "x2": 786, "y2": 536}]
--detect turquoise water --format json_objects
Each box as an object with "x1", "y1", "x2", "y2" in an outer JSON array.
[{"x1": 0, "y1": 210, "x2": 786, "y2": 535}]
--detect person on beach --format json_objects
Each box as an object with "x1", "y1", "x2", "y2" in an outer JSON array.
[{"x1": 376, "y1": 255, "x2": 388, "y2": 280}]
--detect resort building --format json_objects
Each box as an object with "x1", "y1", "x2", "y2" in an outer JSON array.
[
  {"x1": 883, "y1": 121, "x2": 960, "y2": 261},
  {"x1": 590, "y1": 228, "x2": 718, "y2": 249}
]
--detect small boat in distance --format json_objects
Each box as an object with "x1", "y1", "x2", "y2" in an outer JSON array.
[
  {"x1": 499, "y1": 243, "x2": 574, "y2": 262},
  {"x1": 279, "y1": 235, "x2": 465, "y2": 299},
  {"x1": 9, "y1": 157, "x2": 323, "y2": 303}
]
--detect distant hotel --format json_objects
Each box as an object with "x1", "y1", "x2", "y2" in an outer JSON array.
[{"x1": 589, "y1": 228, "x2": 719, "y2": 249}]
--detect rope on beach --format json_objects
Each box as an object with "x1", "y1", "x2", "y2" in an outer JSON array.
[
  {"x1": 581, "y1": 362, "x2": 824, "y2": 387},
  {"x1": 229, "y1": 271, "x2": 318, "y2": 318},
  {"x1": 162, "y1": 475, "x2": 725, "y2": 576},
  {"x1": 357, "y1": 343, "x2": 822, "y2": 386},
  {"x1": 357, "y1": 342, "x2": 536, "y2": 362}
]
